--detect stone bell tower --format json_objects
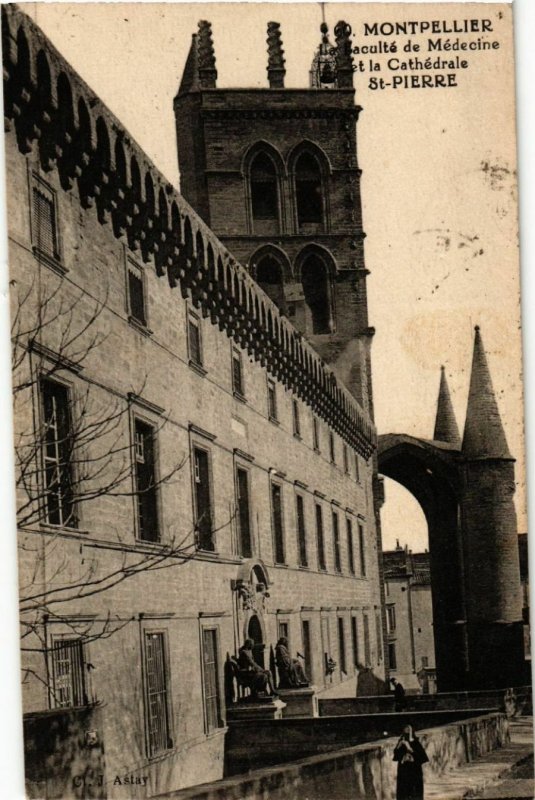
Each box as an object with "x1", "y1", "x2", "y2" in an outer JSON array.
[{"x1": 174, "y1": 19, "x2": 375, "y2": 414}]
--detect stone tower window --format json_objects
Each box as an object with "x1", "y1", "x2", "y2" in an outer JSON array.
[
  {"x1": 255, "y1": 256, "x2": 285, "y2": 312},
  {"x1": 250, "y1": 152, "x2": 279, "y2": 222},
  {"x1": 295, "y1": 152, "x2": 323, "y2": 229},
  {"x1": 301, "y1": 254, "x2": 332, "y2": 334}
]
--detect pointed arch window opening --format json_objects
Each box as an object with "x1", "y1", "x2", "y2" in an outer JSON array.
[
  {"x1": 254, "y1": 255, "x2": 286, "y2": 314},
  {"x1": 301, "y1": 254, "x2": 334, "y2": 334},
  {"x1": 295, "y1": 152, "x2": 324, "y2": 230},
  {"x1": 250, "y1": 152, "x2": 280, "y2": 229}
]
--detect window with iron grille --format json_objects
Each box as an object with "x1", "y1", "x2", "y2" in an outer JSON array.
[
  {"x1": 292, "y1": 398, "x2": 300, "y2": 437},
  {"x1": 271, "y1": 482, "x2": 285, "y2": 564},
  {"x1": 128, "y1": 261, "x2": 147, "y2": 326},
  {"x1": 315, "y1": 503, "x2": 326, "y2": 571},
  {"x1": 346, "y1": 518, "x2": 355, "y2": 575},
  {"x1": 358, "y1": 522, "x2": 366, "y2": 576},
  {"x1": 267, "y1": 379, "x2": 277, "y2": 421},
  {"x1": 232, "y1": 348, "x2": 244, "y2": 397},
  {"x1": 32, "y1": 180, "x2": 59, "y2": 259},
  {"x1": 388, "y1": 642, "x2": 397, "y2": 671},
  {"x1": 188, "y1": 312, "x2": 203, "y2": 367},
  {"x1": 235, "y1": 466, "x2": 252, "y2": 558},
  {"x1": 337, "y1": 617, "x2": 346, "y2": 674},
  {"x1": 41, "y1": 379, "x2": 76, "y2": 528},
  {"x1": 296, "y1": 493, "x2": 307, "y2": 567},
  {"x1": 312, "y1": 416, "x2": 320, "y2": 451},
  {"x1": 332, "y1": 511, "x2": 342, "y2": 572},
  {"x1": 202, "y1": 628, "x2": 223, "y2": 733},
  {"x1": 51, "y1": 638, "x2": 88, "y2": 708},
  {"x1": 351, "y1": 616, "x2": 359, "y2": 668},
  {"x1": 134, "y1": 419, "x2": 159, "y2": 541},
  {"x1": 193, "y1": 447, "x2": 214, "y2": 551},
  {"x1": 144, "y1": 632, "x2": 172, "y2": 757}
]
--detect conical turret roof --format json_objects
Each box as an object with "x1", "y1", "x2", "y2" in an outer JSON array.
[
  {"x1": 433, "y1": 366, "x2": 461, "y2": 447},
  {"x1": 178, "y1": 34, "x2": 200, "y2": 95},
  {"x1": 462, "y1": 326, "x2": 511, "y2": 459}
]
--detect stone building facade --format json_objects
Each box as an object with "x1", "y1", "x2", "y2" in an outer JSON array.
[
  {"x1": 4, "y1": 7, "x2": 384, "y2": 796},
  {"x1": 383, "y1": 546, "x2": 437, "y2": 694}
]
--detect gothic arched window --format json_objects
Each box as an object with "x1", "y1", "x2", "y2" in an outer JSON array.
[
  {"x1": 295, "y1": 152, "x2": 323, "y2": 227},
  {"x1": 301, "y1": 254, "x2": 331, "y2": 334},
  {"x1": 250, "y1": 153, "x2": 279, "y2": 223},
  {"x1": 255, "y1": 255, "x2": 285, "y2": 312}
]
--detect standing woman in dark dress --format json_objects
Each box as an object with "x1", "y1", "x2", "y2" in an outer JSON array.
[{"x1": 393, "y1": 724, "x2": 429, "y2": 800}]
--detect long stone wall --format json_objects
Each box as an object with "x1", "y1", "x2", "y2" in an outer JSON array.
[{"x1": 155, "y1": 712, "x2": 509, "y2": 800}]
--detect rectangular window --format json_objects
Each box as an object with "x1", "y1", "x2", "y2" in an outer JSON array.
[
  {"x1": 351, "y1": 616, "x2": 359, "y2": 668},
  {"x1": 202, "y1": 628, "x2": 223, "y2": 733},
  {"x1": 144, "y1": 632, "x2": 172, "y2": 757},
  {"x1": 321, "y1": 616, "x2": 331, "y2": 681},
  {"x1": 312, "y1": 416, "x2": 320, "y2": 452},
  {"x1": 32, "y1": 180, "x2": 59, "y2": 259},
  {"x1": 278, "y1": 621, "x2": 289, "y2": 643},
  {"x1": 338, "y1": 618, "x2": 346, "y2": 674},
  {"x1": 296, "y1": 493, "x2": 308, "y2": 567},
  {"x1": 41, "y1": 379, "x2": 76, "y2": 528},
  {"x1": 302, "y1": 620, "x2": 312, "y2": 682},
  {"x1": 267, "y1": 379, "x2": 277, "y2": 421},
  {"x1": 332, "y1": 511, "x2": 341, "y2": 573},
  {"x1": 355, "y1": 452, "x2": 360, "y2": 482},
  {"x1": 388, "y1": 642, "x2": 397, "y2": 671},
  {"x1": 51, "y1": 638, "x2": 87, "y2": 708},
  {"x1": 387, "y1": 605, "x2": 396, "y2": 634},
  {"x1": 358, "y1": 522, "x2": 366, "y2": 576},
  {"x1": 188, "y1": 312, "x2": 203, "y2": 367},
  {"x1": 346, "y1": 518, "x2": 355, "y2": 575},
  {"x1": 363, "y1": 613, "x2": 371, "y2": 666},
  {"x1": 329, "y1": 431, "x2": 336, "y2": 464},
  {"x1": 292, "y1": 398, "x2": 301, "y2": 437},
  {"x1": 315, "y1": 503, "x2": 326, "y2": 571},
  {"x1": 127, "y1": 261, "x2": 147, "y2": 326},
  {"x1": 421, "y1": 656, "x2": 429, "y2": 668},
  {"x1": 232, "y1": 347, "x2": 244, "y2": 397},
  {"x1": 193, "y1": 447, "x2": 214, "y2": 552},
  {"x1": 236, "y1": 467, "x2": 252, "y2": 558},
  {"x1": 134, "y1": 418, "x2": 159, "y2": 542},
  {"x1": 376, "y1": 612, "x2": 383, "y2": 663},
  {"x1": 343, "y1": 444, "x2": 349, "y2": 474},
  {"x1": 271, "y1": 482, "x2": 285, "y2": 564}
]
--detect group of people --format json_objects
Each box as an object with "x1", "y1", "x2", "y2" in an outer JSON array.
[{"x1": 236, "y1": 636, "x2": 309, "y2": 699}]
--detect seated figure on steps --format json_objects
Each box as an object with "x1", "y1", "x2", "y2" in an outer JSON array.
[{"x1": 275, "y1": 637, "x2": 309, "y2": 688}]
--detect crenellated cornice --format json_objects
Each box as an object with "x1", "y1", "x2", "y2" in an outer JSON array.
[{"x1": 2, "y1": 4, "x2": 376, "y2": 459}]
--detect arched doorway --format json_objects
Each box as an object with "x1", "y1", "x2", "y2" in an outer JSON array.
[
  {"x1": 247, "y1": 614, "x2": 265, "y2": 669},
  {"x1": 378, "y1": 434, "x2": 467, "y2": 691}
]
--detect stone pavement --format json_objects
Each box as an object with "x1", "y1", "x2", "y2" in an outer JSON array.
[{"x1": 424, "y1": 718, "x2": 533, "y2": 800}]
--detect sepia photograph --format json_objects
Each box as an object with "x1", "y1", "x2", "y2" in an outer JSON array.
[{"x1": 1, "y1": 1, "x2": 532, "y2": 797}]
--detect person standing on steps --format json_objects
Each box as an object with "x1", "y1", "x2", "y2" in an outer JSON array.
[{"x1": 393, "y1": 724, "x2": 429, "y2": 800}]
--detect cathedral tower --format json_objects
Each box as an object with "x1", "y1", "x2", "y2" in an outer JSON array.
[
  {"x1": 174, "y1": 20, "x2": 373, "y2": 412},
  {"x1": 461, "y1": 327, "x2": 524, "y2": 687}
]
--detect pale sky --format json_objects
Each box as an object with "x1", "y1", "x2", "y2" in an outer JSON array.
[{"x1": 22, "y1": 2, "x2": 525, "y2": 552}]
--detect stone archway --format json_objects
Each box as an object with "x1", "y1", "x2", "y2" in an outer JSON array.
[{"x1": 378, "y1": 434, "x2": 468, "y2": 691}]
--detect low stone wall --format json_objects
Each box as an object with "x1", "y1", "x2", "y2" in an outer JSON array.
[
  {"x1": 319, "y1": 686, "x2": 532, "y2": 718},
  {"x1": 155, "y1": 712, "x2": 509, "y2": 800},
  {"x1": 24, "y1": 704, "x2": 106, "y2": 800}
]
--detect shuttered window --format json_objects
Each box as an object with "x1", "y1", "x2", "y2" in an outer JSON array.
[
  {"x1": 41, "y1": 379, "x2": 76, "y2": 527},
  {"x1": 346, "y1": 518, "x2": 355, "y2": 575},
  {"x1": 202, "y1": 628, "x2": 222, "y2": 733},
  {"x1": 33, "y1": 183, "x2": 58, "y2": 258},
  {"x1": 236, "y1": 467, "x2": 252, "y2": 558},
  {"x1": 351, "y1": 616, "x2": 359, "y2": 668},
  {"x1": 232, "y1": 348, "x2": 244, "y2": 396},
  {"x1": 188, "y1": 313, "x2": 203, "y2": 367},
  {"x1": 271, "y1": 482, "x2": 285, "y2": 565},
  {"x1": 193, "y1": 447, "x2": 214, "y2": 551},
  {"x1": 316, "y1": 503, "x2": 326, "y2": 571},
  {"x1": 338, "y1": 618, "x2": 346, "y2": 674},
  {"x1": 333, "y1": 511, "x2": 341, "y2": 572},
  {"x1": 358, "y1": 523, "x2": 366, "y2": 576},
  {"x1": 296, "y1": 493, "x2": 307, "y2": 567},
  {"x1": 363, "y1": 613, "x2": 371, "y2": 666},
  {"x1": 144, "y1": 632, "x2": 172, "y2": 757},
  {"x1": 134, "y1": 419, "x2": 159, "y2": 541},
  {"x1": 128, "y1": 262, "x2": 147, "y2": 326}
]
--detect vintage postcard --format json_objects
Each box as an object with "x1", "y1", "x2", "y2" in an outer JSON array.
[{"x1": 2, "y1": 1, "x2": 532, "y2": 798}]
